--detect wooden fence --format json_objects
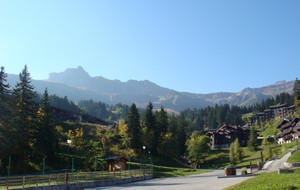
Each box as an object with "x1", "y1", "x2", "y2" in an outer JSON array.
[{"x1": 0, "y1": 168, "x2": 153, "y2": 189}]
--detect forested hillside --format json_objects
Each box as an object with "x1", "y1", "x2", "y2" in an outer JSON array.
[
  {"x1": 1, "y1": 65, "x2": 300, "y2": 175},
  {"x1": 0, "y1": 66, "x2": 190, "y2": 174}
]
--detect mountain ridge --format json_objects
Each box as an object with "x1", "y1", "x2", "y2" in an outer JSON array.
[{"x1": 7, "y1": 66, "x2": 295, "y2": 111}]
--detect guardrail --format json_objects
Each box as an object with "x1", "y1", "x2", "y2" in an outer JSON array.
[{"x1": 0, "y1": 168, "x2": 153, "y2": 189}]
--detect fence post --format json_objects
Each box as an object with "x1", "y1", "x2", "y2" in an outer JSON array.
[
  {"x1": 42, "y1": 157, "x2": 45, "y2": 175},
  {"x1": 6, "y1": 177, "x2": 9, "y2": 190},
  {"x1": 6, "y1": 156, "x2": 11, "y2": 190},
  {"x1": 23, "y1": 176, "x2": 25, "y2": 188},
  {"x1": 36, "y1": 175, "x2": 38, "y2": 186}
]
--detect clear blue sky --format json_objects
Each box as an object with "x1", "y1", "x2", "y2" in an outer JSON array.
[{"x1": 1, "y1": 0, "x2": 299, "y2": 93}]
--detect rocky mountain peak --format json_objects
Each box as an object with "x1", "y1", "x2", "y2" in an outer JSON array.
[
  {"x1": 48, "y1": 66, "x2": 91, "y2": 87},
  {"x1": 49, "y1": 66, "x2": 90, "y2": 80}
]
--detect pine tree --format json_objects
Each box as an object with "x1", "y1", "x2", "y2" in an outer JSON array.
[
  {"x1": 293, "y1": 78, "x2": 300, "y2": 99},
  {"x1": 293, "y1": 78, "x2": 300, "y2": 115},
  {"x1": 261, "y1": 137, "x2": 273, "y2": 161},
  {"x1": 0, "y1": 66, "x2": 11, "y2": 127},
  {"x1": 229, "y1": 143, "x2": 236, "y2": 165},
  {"x1": 36, "y1": 88, "x2": 57, "y2": 166},
  {"x1": 177, "y1": 113, "x2": 187, "y2": 156},
  {"x1": 127, "y1": 103, "x2": 141, "y2": 150},
  {"x1": 11, "y1": 65, "x2": 37, "y2": 172},
  {"x1": 156, "y1": 107, "x2": 170, "y2": 156},
  {"x1": 247, "y1": 126, "x2": 259, "y2": 151},
  {"x1": 156, "y1": 107, "x2": 168, "y2": 135},
  {"x1": 143, "y1": 102, "x2": 157, "y2": 155},
  {"x1": 0, "y1": 66, "x2": 11, "y2": 169},
  {"x1": 0, "y1": 66, "x2": 10, "y2": 100},
  {"x1": 229, "y1": 139, "x2": 243, "y2": 165}
]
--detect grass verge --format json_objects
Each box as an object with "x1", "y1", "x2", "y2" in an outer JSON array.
[
  {"x1": 225, "y1": 169, "x2": 300, "y2": 190},
  {"x1": 128, "y1": 162, "x2": 209, "y2": 178},
  {"x1": 152, "y1": 165, "x2": 210, "y2": 178}
]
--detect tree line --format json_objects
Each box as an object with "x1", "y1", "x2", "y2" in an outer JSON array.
[
  {"x1": 0, "y1": 65, "x2": 59, "y2": 174},
  {"x1": 0, "y1": 65, "x2": 189, "y2": 174},
  {"x1": 1, "y1": 65, "x2": 300, "y2": 175}
]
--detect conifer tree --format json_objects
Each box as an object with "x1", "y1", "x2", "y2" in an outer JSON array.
[
  {"x1": 0, "y1": 66, "x2": 10, "y2": 100},
  {"x1": 156, "y1": 107, "x2": 169, "y2": 135},
  {"x1": 247, "y1": 126, "x2": 258, "y2": 151},
  {"x1": 229, "y1": 142, "x2": 236, "y2": 165},
  {"x1": 12, "y1": 65, "x2": 36, "y2": 172},
  {"x1": 36, "y1": 88, "x2": 57, "y2": 166},
  {"x1": 293, "y1": 78, "x2": 300, "y2": 115},
  {"x1": 127, "y1": 103, "x2": 141, "y2": 150},
  {"x1": 177, "y1": 113, "x2": 187, "y2": 156},
  {"x1": 293, "y1": 78, "x2": 300, "y2": 99},
  {"x1": 229, "y1": 139, "x2": 243, "y2": 165},
  {"x1": 0, "y1": 66, "x2": 11, "y2": 169},
  {"x1": 0, "y1": 66, "x2": 11, "y2": 127},
  {"x1": 261, "y1": 137, "x2": 273, "y2": 161},
  {"x1": 143, "y1": 102, "x2": 157, "y2": 155}
]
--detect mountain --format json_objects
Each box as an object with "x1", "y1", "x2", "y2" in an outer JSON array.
[{"x1": 7, "y1": 66, "x2": 295, "y2": 111}]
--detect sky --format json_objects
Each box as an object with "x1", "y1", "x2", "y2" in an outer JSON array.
[{"x1": 0, "y1": 0, "x2": 299, "y2": 94}]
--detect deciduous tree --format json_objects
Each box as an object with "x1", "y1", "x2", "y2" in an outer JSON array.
[
  {"x1": 187, "y1": 131, "x2": 210, "y2": 166},
  {"x1": 229, "y1": 139, "x2": 243, "y2": 165}
]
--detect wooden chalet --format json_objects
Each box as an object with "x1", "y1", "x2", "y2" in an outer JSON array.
[
  {"x1": 270, "y1": 104, "x2": 295, "y2": 118},
  {"x1": 250, "y1": 104, "x2": 295, "y2": 125},
  {"x1": 105, "y1": 156, "x2": 128, "y2": 171},
  {"x1": 206, "y1": 125, "x2": 249, "y2": 149},
  {"x1": 277, "y1": 117, "x2": 300, "y2": 144}
]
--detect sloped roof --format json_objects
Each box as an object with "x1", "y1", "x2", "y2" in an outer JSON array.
[
  {"x1": 277, "y1": 118, "x2": 292, "y2": 128},
  {"x1": 104, "y1": 156, "x2": 128, "y2": 161}
]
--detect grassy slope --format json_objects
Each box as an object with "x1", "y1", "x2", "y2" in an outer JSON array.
[
  {"x1": 236, "y1": 148, "x2": 262, "y2": 168},
  {"x1": 259, "y1": 118, "x2": 281, "y2": 137},
  {"x1": 225, "y1": 169, "x2": 300, "y2": 190},
  {"x1": 152, "y1": 165, "x2": 210, "y2": 178},
  {"x1": 200, "y1": 148, "x2": 262, "y2": 169},
  {"x1": 288, "y1": 151, "x2": 300, "y2": 163},
  {"x1": 127, "y1": 162, "x2": 209, "y2": 178}
]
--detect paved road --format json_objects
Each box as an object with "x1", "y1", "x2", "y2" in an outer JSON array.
[
  {"x1": 85, "y1": 170, "x2": 253, "y2": 190},
  {"x1": 86, "y1": 152, "x2": 294, "y2": 190},
  {"x1": 265, "y1": 152, "x2": 291, "y2": 172}
]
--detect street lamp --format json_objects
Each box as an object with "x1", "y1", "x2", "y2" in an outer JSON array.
[
  {"x1": 142, "y1": 146, "x2": 146, "y2": 163},
  {"x1": 66, "y1": 139, "x2": 72, "y2": 184},
  {"x1": 142, "y1": 146, "x2": 146, "y2": 179}
]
